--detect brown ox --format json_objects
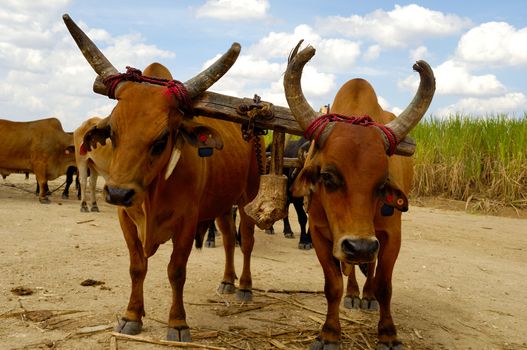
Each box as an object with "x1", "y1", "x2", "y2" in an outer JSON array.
[
  {"x1": 64, "y1": 15, "x2": 260, "y2": 341},
  {"x1": 0, "y1": 118, "x2": 76, "y2": 203},
  {"x1": 73, "y1": 116, "x2": 112, "y2": 212},
  {"x1": 284, "y1": 42, "x2": 435, "y2": 349}
]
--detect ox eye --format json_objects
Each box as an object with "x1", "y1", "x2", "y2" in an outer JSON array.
[
  {"x1": 151, "y1": 133, "x2": 168, "y2": 156},
  {"x1": 320, "y1": 172, "x2": 339, "y2": 191}
]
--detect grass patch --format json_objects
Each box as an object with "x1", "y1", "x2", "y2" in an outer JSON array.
[{"x1": 411, "y1": 114, "x2": 527, "y2": 211}]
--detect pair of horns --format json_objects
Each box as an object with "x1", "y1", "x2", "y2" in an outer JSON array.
[
  {"x1": 283, "y1": 40, "x2": 436, "y2": 155},
  {"x1": 62, "y1": 14, "x2": 240, "y2": 99},
  {"x1": 63, "y1": 15, "x2": 435, "y2": 155}
]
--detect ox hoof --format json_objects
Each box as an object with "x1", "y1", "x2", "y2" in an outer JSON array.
[
  {"x1": 61, "y1": 193, "x2": 69, "y2": 199},
  {"x1": 376, "y1": 341, "x2": 403, "y2": 350},
  {"x1": 91, "y1": 206, "x2": 100, "y2": 212},
  {"x1": 39, "y1": 198, "x2": 51, "y2": 204},
  {"x1": 343, "y1": 296, "x2": 361, "y2": 309},
  {"x1": 167, "y1": 326, "x2": 192, "y2": 342},
  {"x1": 298, "y1": 242, "x2": 313, "y2": 250},
  {"x1": 217, "y1": 282, "x2": 236, "y2": 294},
  {"x1": 80, "y1": 206, "x2": 89, "y2": 213},
  {"x1": 265, "y1": 228, "x2": 275, "y2": 235},
  {"x1": 115, "y1": 318, "x2": 142, "y2": 335},
  {"x1": 284, "y1": 232, "x2": 295, "y2": 239},
  {"x1": 236, "y1": 289, "x2": 253, "y2": 302},
  {"x1": 205, "y1": 240, "x2": 215, "y2": 248},
  {"x1": 309, "y1": 338, "x2": 340, "y2": 350},
  {"x1": 360, "y1": 298, "x2": 379, "y2": 311}
]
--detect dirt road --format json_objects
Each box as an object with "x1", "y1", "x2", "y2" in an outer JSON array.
[{"x1": 1, "y1": 174, "x2": 526, "y2": 349}]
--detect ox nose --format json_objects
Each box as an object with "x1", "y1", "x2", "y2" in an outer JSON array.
[
  {"x1": 105, "y1": 185, "x2": 135, "y2": 207},
  {"x1": 341, "y1": 238, "x2": 379, "y2": 263}
]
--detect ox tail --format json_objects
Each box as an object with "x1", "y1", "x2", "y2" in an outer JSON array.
[{"x1": 195, "y1": 220, "x2": 213, "y2": 249}]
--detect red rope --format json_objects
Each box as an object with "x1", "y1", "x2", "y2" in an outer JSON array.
[
  {"x1": 102, "y1": 67, "x2": 194, "y2": 116},
  {"x1": 305, "y1": 114, "x2": 398, "y2": 156}
]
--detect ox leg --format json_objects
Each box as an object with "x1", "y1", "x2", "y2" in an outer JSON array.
[
  {"x1": 76, "y1": 170, "x2": 81, "y2": 199},
  {"x1": 62, "y1": 166, "x2": 75, "y2": 199},
  {"x1": 216, "y1": 211, "x2": 237, "y2": 294},
  {"x1": 294, "y1": 198, "x2": 312, "y2": 250},
  {"x1": 361, "y1": 261, "x2": 379, "y2": 311},
  {"x1": 344, "y1": 267, "x2": 361, "y2": 309},
  {"x1": 283, "y1": 216, "x2": 294, "y2": 238},
  {"x1": 78, "y1": 162, "x2": 89, "y2": 212},
  {"x1": 89, "y1": 169, "x2": 99, "y2": 212},
  {"x1": 311, "y1": 227, "x2": 342, "y2": 349},
  {"x1": 236, "y1": 208, "x2": 256, "y2": 302},
  {"x1": 265, "y1": 224, "x2": 275, "y2": 235},
  {"x1": 374, "y1": 229, "x2": 402, "y2": 350},
  {"x1": 115, "y1": 208, "x2": 147, "y2": 335},
  {"x1": 35, "y1": 171, "x2": 50, "y2": 203},
  {"x1": 166, "y1": 229, "x2": 195, "y2": 342},
  {"x1": 205, "y1": 221, "x2": 217, "y2": 248},
  {"x1": 282, "y1": 199, "x2": 293, "y2": 238}
]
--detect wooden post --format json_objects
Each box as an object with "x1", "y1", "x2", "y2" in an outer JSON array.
[{"x1": 244, "y1": 131, "x2": 288, "y2": 229}]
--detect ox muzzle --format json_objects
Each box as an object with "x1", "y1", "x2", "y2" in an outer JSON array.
[
  {"x1": 338, "y1": 237, "x2": 379, "y2": 264},
  {"x1": 104, "y1": 185, "x2": 135, "y2": 207}
]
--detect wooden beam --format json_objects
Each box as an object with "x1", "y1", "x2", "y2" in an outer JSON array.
[
  {"x1": 192, "y1": 91, "x2": 304, "y2": 136},
  {"x1": 94, "y1": 77, "x2": 304, "y2": 136}
]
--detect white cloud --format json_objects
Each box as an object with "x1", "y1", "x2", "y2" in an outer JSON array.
[
  {"x1": 399, "y1": 59, "x2": 506, "y2": 96},
  {"x1": 196, "y1": 0, "x2": 269, "y2": 21},
  {"x1": 208, "y1": 53, "x2": 335, "y2": 109},
  {"x1": 377, "y1": 95, "x2": 402, "y2": 115},
  {"x1": 410, "y1": 45, "x2": 429, "y2": 61},
  {"x1": 363, "y1": 45, "x2": 381, "y2": 61},
  {"x1": 0, "y1": 2, "x2": 176, "y2": 131},
  {"x1": 248, "y1": 25, "x2": 361, "y2": 73},
  {"x1": 317, "y1": 4, "x2": 471, "y2": 48},
  {"x1": 436, "y1": 92, "x2": 527, "y2": 116},
  {"x1": 456, "y1": 21, "x2": 527, "y2": 66}
]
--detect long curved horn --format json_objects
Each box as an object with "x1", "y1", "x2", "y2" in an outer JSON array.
[
  {"x1": 183, "y1": 43, "x2": 241, "y2": 98},
  {"x1": 283, "y1": 40, "x2": 322, "y2": 131},
  {"x1": 63, "y1": 14, "x2": 118, "y2": 79},
  {"x1": 386, "y1": 60, "x2": 435, "y2": 142}
]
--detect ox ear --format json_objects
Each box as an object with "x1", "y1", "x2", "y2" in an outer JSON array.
[
  {"x1": 291, "y1": 165, "x2": 320, "y2": 212},
  {"x1": 291, "y1": 165, "x2": 319, "y2": 197},
  {"x1": 179, "y1": 120, "x2": 224, "y2": 157},
  {"x1": 379, "y1": 178, "x2": 408, "y2": 214},
  {"x1": 83, "y1": 118, "x2": 111, "y2": 152}
]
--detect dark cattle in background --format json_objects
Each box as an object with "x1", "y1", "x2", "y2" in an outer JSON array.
[
  {"x1": 265, "y1": 137, "x2": 312, "y2": 249},
  {"x1": 0, "y1": 118, "x2": 76, "y2": 203}
]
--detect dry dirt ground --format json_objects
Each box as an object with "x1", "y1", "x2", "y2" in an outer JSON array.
[{"x1": 1, "y1": 174, "x2": 526, "y2": 350}]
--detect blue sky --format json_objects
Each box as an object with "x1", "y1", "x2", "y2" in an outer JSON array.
[{"x1": 1, "y1": 0, "x2": 526, "y2": 131}]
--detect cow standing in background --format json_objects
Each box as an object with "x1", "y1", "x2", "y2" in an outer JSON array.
[
  {"x1": 74, "y1": 117, "x2": 112, "y2": 212},
  {"x1": 0, "y1": 118, "x2": 76, "y2": 203},
  {"x1": 64, "y1": 14, "x2": 260, "y2": 342},
  {"x1": 284, "y1": 42, "x2": 435, "y2": 349}
]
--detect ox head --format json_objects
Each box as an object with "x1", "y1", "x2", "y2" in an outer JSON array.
[
  {"x1": 284, "y1": 41, "x2": 435, "y2": 265},
  {"x1": 63, "y1": 14, "x2": 238, "y2": 207}
]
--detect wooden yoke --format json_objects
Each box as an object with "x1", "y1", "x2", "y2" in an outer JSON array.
[
  {"x1": 96, "y1": 75, "x2": 301, "y2": 228},
  {"x1": 244, "y1": 131, "x2": 288, "y2": 229}
]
